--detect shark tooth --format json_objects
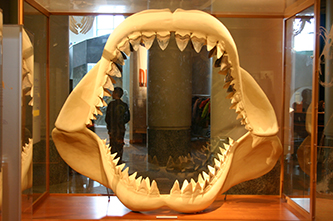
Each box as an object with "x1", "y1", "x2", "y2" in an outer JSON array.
[
  {"x1": 121, "y1": 167, "x2": 129, "y2": 181},
  {"x1": 217, "y1": 153, "x2": 224, "y2": 162},
  {"x1": 138, "y1": 178, "x2": 149, "y2": 194},
  {"x1": 208, "y1": 45, "x2": 217, "y2": 58},
  {"x1": 202, "y1": 171, "x2": 209, "y2": 182},
  {"x1": 175, "y1": 32, "x2": 190, "y2": 51},
  {"x1": 156, "y1": 31, "x2": 170, "y2": 50},
  {"x1": 198, "y1": 173, "x2": 204, "y2": 186},
  {"x1": 149, "y1": 180, "x2": 160, "y2": 196},
  {"x1": 216, "y1": 41, "x2": 225, "y2": 59},
  {"x1": 129, "y1": 172, "x2": 137, "y2": 180},
  {"x1": 141, "y1": 31, "x2": 155, "y2": 50},
  {"x1": 193, "y1": 182, "x2": 202, "y2": 194},
  {"x1": 135, "y1": 176, "x2": 142, "y2": 187},
  {"x1": 208, "y1": 165, "x2": 215, "y2": 176},
  {"x1": 191, "y1": 33, "x2": 206, "y2": 53},
  {"x1": 181, "y1": 179, "x2": 193, "y2": 195},
  {"x1": 170, "y1": 180, "x2": 181, "y2": 195},
  {"x1": 128, "y1": 32, "x2": 141, "y2": 51},
  {"x1": 214, "y1": 57, "x2": 222, "y2": 68},
  {"x1": 107, "y1": 62, "x2": 121, "y2": 78},
  {"x1": 190, "y1": 178, "x2": 196, "y2": 190},
  {"x1": 113, "y1": 49, "x2": 126, "y2": 66},
  {"x1": 214, "y1": 158, "x2": 221, "y2": 169},
  {"x1": 117, "y1": 38, "x2": 131, "y2": 56},
  {"x1": 206, "y1": 37, "x2": 217, "y2": 52},
  {"x1": 113, "y1": 157, "x2": 120, "y2": 166}
]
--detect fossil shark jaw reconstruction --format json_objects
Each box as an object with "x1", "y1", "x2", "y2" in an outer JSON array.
[{"x1": 52, "y1": 9, "x2": 283, "y2": 213}]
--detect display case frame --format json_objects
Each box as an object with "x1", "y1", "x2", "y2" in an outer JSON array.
[{"x1": 2, "y1": 0, "x2": 330, "y2": 220}]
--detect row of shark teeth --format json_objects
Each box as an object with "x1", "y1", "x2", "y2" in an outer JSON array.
[
  {"x1": 103, "y1": 139, "x2": 232, "y2": 196},
  {"x1": 86, "y1": 29, "x2": 253, "y2": 129}
]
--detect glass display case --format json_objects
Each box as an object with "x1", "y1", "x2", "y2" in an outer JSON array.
[{"x1": 1, "y1": 0, "x2": 332, "y2": 220}]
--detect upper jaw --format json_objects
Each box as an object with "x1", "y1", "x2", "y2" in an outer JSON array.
[{"x1": 53, "y1": 8, "x2": 281, "y2": 213}]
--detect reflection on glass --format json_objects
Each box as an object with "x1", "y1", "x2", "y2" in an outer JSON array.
[
  {"x1": 283, "y1": 6, "x2": 314, "y2": 213},
  {"x1": 316, "y1": 3, "x2": 333, "y2": 217},
  {"x1": 24, "y1": 2, "x2": 48, "y2": 202},
  {"x1": 21, "y1": 28, "x2": 34, "y2": 217}
]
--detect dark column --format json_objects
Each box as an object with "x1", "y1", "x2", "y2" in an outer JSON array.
[{"x1": 147, "y1": 34, "x2": 192, "y2": 166}]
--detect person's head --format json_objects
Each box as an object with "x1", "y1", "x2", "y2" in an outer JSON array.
[{"x1": 112, "y1": 87, "x2": 123, "y2": 99}]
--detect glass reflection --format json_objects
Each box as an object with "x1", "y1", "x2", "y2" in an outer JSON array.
[
  {"x1": 283, "y1": 6, "x2": 314, "y2": 212},
  {"x1": 316, "y1": 1, "x2": 333, "y2": 217},
  {"x1": 24, "y1": 2, "x2": 48, "y2": 201}
]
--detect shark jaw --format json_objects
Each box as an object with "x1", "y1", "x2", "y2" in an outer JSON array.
[{"x1": 52, "y1": 9, "x2": 282, "y2": 213}]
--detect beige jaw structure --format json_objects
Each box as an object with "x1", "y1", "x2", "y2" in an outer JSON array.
[{"x1": 52, "y1": 9, "x2": 282, "y2": 213}]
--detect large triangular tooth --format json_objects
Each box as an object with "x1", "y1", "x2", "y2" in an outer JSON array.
[
  {"x1": 112, "y1": 49, "x2": 125, "y2": 66},
  {"x1": 181, "y1": 179, "x2": 189, "y2": 192},
  {"x1": 214, "y1": 56, "x2": 222, "y2": 68},
  {"x1": 149, "y1": 180, "x2": 160, "y2": 196},
  {"x1": 190, "y1": 178, "x2": 196, "y2": 191},
  {"x1": 107, "y1": 62, "x2": 121, "y2": 78},
  {"x1": 141, "y1": 31, "x2": 155, "y2": 50},
  {"x1": 156, "y1": 31, "x2": 170, "y2": 50},
  {"x1": 175, "y1": 31, "x2": 190, "y2": 51},
  {"x1": 214, "y1": 158, "x2": 221, "y2": 169},
  {"x1": 216, "y1": 41, "x2": 225, "y2": 59},
  {"x1": 230, "y1": 102, "x2": 238, "y2": 110},
  {"x1": 208, "y1": 45, "x2": 217, "y2": 58},
  {"x1": 137, "y1": 178, "x2": 149, "y2": 194},
  {"x1": 208, "y1": 165, "x2": 215, "y2": 176},
  {"x1": 117, "y1": 38, "x2": 131, "y2": 57},
  {"x1": 219, "y1": 56, "x2": 231, "y2": 75},
  {"x1": 104, "y1": 75, "x2": 114, "y2": 90},
  {"x1": 193, "y1": 181, "x2": 202, "y2": 194},
  {"x1": 228, "y1": 138, "x2": 235, "y2": 146},
  {"x1": 170, "y1": 180, "x2": 181, "y2": 195},
  {"x1": 191, "y1": 32, "x2": 206, "y2": 53},
  {"x1": 121, "y1": 167, "x2": 129, "y2": 181},
  {"x1": 135, "y1": 176, "x2": 142, "y2": 187},
  {"x1": 217, "y1": 153, "x2": 224, "y2": 162},
  {"x1": 203, "y1": 179, "x2": 210, "y2": 191},
  {"x1": 166, "y1": 156, "x2": 175, "y2": 171},
  {"x1": 198, "y1": 173, "x2": 204, "y2": 185},
  {"x1": 116, "y1": 163, "x2": 126, "y2": 174},
  {"x1": 241, "y1": 119, "x2": 246, "y2": 125},
  {"x1": 202, "y1": 171, "x2": 209, "y2": 182},
  {"x1": 236, "y1": 113, "x2": 243, "y2": 120},
  {"x1": 181, "y1": 179, "x2": 192, "y2": 195},
  {"x1": 231, "y1": 92, "x2": 241, "y2": 104},
  {"x1": 206, "y1": 37, "x2": 217, "y2": 52},
  {"x1": 129, "y1": 172, "x2": 137, "y2": 181},
  {"x1": 110, "y1": 152, "x2": 117, "y2": 160},
  {"x1": 128, "y1": 32, "x2": 141, "y2": 51},
  {"x1": 96, "y1": 107, "x2": 103, "y2": 116},
  {"x1": 113, "y1": 157, "x2": 120, "y2": 166}
]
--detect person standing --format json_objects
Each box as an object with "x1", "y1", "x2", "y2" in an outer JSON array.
[{"x1": 105, "y1": 87, "x2": 130, "y2": 164}]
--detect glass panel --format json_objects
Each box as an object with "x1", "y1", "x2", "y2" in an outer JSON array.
[
  {"x1": 316, "y1": 0, "x2": 333, "y2": 219},
  {"x1": 283, "y1": 6, "x2": 314, "y2": 213},
  {"x1": 24, "y1": 2, "x2": 48, "y2": 202},
  {"x1": 50, "y1": 14, "x2": 283, "y2": 196}
]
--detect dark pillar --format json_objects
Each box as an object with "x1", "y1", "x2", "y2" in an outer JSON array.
[{"x1": 147, "y1": 33, "x2": 192, "y2": 166}]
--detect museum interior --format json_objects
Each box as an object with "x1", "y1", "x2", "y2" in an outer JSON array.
[{"x1": 0, "y1": 0, "x2": 333, "y2": 220}]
